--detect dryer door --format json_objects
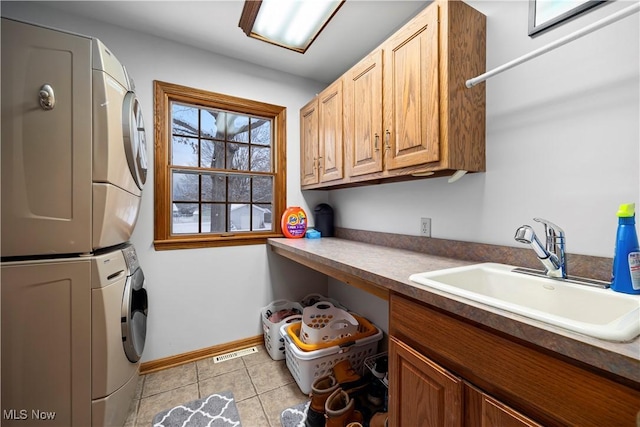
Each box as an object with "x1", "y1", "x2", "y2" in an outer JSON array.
[
  {"x1": 121, "y1": 267, "x2": 147, "y2": 362},
  {"x1": 122, "y1": 92, "x2": 148, "y2": 190}
]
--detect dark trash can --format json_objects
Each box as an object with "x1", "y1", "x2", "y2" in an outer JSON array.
[{"x1": 313, "y1": 203, "x2": 334, "y2": 237}]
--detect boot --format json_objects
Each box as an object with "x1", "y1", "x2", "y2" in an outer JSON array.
[
  {"x1": 305, "y1": 375, "x2": 339, "y2": 427},
  {"x1": 332, "y1": 360, "x2": 368, "y2": 395},
  {"x1": 370, "y1": 411, "x2": 388, "y2": 427},
  {"x1": 324, "y1": 388, "x2": 363, "y2": 427}
]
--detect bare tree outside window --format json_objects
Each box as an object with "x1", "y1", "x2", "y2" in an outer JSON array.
[{"x1": 154, "y1": 81, "x2": 286, "y2": 250}]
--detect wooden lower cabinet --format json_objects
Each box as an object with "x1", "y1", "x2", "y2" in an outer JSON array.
[
  {"x1": 389, "y1": 336, "x2": 462, "y2": 427},
  {"x1": 464, "y1": 383, "x2": 541, "y2": 427},
  {"x1": 389, "y1": 293, "x2": 640, "y2": 426},
  {"x1": 389, "y1": 336, "x2": 540, "y2": 427}
]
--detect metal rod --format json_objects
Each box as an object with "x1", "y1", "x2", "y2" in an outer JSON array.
[{"x1": 466, "y1": 2, "x2": 640, "y2": 88}]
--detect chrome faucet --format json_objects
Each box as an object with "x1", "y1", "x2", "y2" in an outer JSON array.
[{"x1": 514, "y1": 218, "x2": 566, "y2": 278}]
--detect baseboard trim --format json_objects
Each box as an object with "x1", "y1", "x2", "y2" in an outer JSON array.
[{"x1": 139, "y1": 335, "x2": 264, "y2": 375}]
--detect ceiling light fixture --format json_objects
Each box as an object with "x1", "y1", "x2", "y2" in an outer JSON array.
[{"x1": 239, "y1": 0, "x2": 345, "y2": 54}]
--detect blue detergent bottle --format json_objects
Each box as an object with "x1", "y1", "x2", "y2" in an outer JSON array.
[{"x1": 611, "y1": 203, "x2": 640, "y2": 294}]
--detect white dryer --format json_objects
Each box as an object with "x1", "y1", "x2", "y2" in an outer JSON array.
[{"x1": 1, "y1": 17, "x2": 147, "y2": 257}]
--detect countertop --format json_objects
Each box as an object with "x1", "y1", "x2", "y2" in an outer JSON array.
[{"x1": 268, "y1": 236, "x2": 640, "y2": 386}]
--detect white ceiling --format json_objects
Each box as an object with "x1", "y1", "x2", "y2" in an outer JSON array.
[{"x1": 39, "y1": 0, "x2": 430, "y2": 84}]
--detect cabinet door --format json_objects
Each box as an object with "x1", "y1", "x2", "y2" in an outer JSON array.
[
  {"x1": 383, "y1": 4, "x2": 440, "y2": 170},
  {"x1": 318, "y1": 79, "x2": 344, "y2": 183},
  {"x1": 465, "y1": 383, "x2": 542, "y2": 427},
  {"x1": 389, "y1": 337, "x2": 462, "y2": 427},
  {"x1": 300, "y1": 98, "x2": 319, "y2": 186},
  {"x1": 1, "y1": 260, "x2": 92, "y2": 427},
  {"x1": 344, "y1": 49, "x2": 383, "y2": 177},
  {"x1": 1, "y1": 18, "x2": 92, "y2": 257}
]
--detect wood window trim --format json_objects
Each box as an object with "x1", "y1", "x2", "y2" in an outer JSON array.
[{"x1": 153, "y1": 80, "x2": 287, "y2": 250}]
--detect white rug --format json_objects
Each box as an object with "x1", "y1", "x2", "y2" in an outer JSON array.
[{"x1": 152, "y1": 391, "x2": 241, "y2": 427}]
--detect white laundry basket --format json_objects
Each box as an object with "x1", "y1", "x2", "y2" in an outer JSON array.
[
  {"x1": 300, "y1": 302, "x2": 359, "y2": 345},
  {"x1": 280, "y1": 322, "x2": 383, "y2": 394},
  {"x1": 261, "y1": 300, "x2": 303, "y2": 360}
]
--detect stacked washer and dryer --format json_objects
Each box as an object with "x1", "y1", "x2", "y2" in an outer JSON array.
[{"x1": 1, "y1": 18, "x2": 149, "y2": 427}]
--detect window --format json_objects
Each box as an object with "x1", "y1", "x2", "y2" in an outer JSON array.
[{"x1": 153, "y1": 81, "x2": 286, "y2": 250}]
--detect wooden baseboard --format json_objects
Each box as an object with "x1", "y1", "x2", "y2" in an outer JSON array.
[{"x1": 139, "y1": 335, "x2": 264, "y2": 375}]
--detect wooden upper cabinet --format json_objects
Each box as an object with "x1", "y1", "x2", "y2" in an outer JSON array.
[
  {"x1": 344, "y1": 49, "x2": 383, "y2": 177},
  {"x1": 318, "y1": 79, "x2": 344, "y2": 183},
  {"x1": 300, "y1": 98, "x2": 319, "y2": 186},
  {"x1": 300, "y1": 0, "x2": 486, "y2": 190},
  {"x1": 383, "y1": 3, "x2": 440, "y2": 171},
  {"x1": 300, "y1": 80, "x2": 344, "y2": 187}
]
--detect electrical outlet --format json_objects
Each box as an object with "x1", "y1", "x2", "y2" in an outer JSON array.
[{"x1": 421, "y1": 217, "x2": 431, "y2": 237}]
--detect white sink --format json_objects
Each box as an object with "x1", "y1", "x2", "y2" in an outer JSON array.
[{"x1": 409, "y1": 263, "x2": 640, "y2": 342}]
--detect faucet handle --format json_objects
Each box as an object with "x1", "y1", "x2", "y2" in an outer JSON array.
[{"x1": 533, "y1": 218, "x2": 565, "y2": 240}]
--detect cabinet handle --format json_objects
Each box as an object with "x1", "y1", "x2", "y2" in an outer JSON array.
[
  {"x1": 317, "y1": 156, "x2": 323, "y2": 169},
  {"x1": 385, "y1": 130, "x2": 391, "y2": 152},
  {"x1": 374, "y1": 133, "x2": 380, "y2": 152},
  {"x1": 39, "y1": 84, "x2": 55, "y2": 110}
]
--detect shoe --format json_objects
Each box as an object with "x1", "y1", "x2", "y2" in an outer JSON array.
[
  {"x1": 332, "y1": 360, "x2": 369, "y2": 395},
  {"x1": 305, "y1": 375, "x2": 339, "y2": 427},
  {"x1": 324, "y1": 389, "x2": 364, "y2": 427},
  {"x1": 372, "y1": 356, "x2": 388, "y2": 380},
  {"x1": 370, "y1": 411, "x2": 388, "y2": 427},
  {"x1": 366, "y1": 380, "x2": 386, "y2": 407}
]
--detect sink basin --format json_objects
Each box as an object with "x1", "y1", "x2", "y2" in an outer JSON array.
[{"x1": 409, "y1": 263, "x2": 640, "y2": 342}]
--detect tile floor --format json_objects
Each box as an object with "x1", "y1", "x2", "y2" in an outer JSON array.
[{"x1": 125, "y1": 345, "x2": 309, "y2": 426}]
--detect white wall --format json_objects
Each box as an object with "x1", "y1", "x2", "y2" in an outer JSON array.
[
  {"x1": 1, "y1": 2, "x2": 329, "y2": 362},
  {"x1": 329, "y1": 0, "x2": 640, "y2": 258}
]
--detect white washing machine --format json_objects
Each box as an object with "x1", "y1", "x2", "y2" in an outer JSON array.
[
  {"x1": 1, "y1": 17, "x2": 148, "y2": 257},
  {"x1": 1, "y1": 244, "x2": 148, "y2": 427},
  {"x1": 92, "y1": 244, "x2": 148, "y2": 426}
]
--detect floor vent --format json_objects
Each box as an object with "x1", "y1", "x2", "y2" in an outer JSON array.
[{"x1": 213, "y1": 346, "x2": 258, "y2": 363}]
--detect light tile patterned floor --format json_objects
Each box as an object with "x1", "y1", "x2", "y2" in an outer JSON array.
[{"x1": 125, "y1": 345, "x2": 308, "y2": 426}]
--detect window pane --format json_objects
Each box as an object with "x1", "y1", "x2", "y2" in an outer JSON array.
[
  {"x1": 202, "y1": 204, "x2": 227, "y2": 233},
  {"x1": 201, "y1": 173, "x2": 226, "y2": 202},
  {"x1": 256, "y1": 203, "x2": 273, "y2": 230},
  {"x1": 252, "y1": 176, "x2": 273, "y2": 203},
  {"x1": 251, "y1": 146, "x2": 271, "y2": 172},
  {"x1": 200, "y1": 139, "x2": 219, "y2": 168},
  {"x1": 201, "y1": 109, "x2": 221, "y2": 139},
  {"x1": 172, "y1": 202, "x2": 198, "y2": 234},
  {"x1": 227, "y1": 143, "x2": 249, "y2": 171},
  {"x1": 172, "y1": 136, "x2": 198, "y2": 167},
  {"x1": 172, "y1": 171, "x2": 199, "y2": 201},
  {"x1": 228, "y1": 175, "x2": 250, "y2": 203},
  {"x1": 172, "y1": 103, "x2": 198, "y2": 136},
  {"x1": 251, "y1": 118, "x2": 271, "y2": 145},
  {"x1": 231, "y1": 115, "x2": 250, "y2": 142},
  {"x1": 229, "y1": 203, "x2": 252, "y2": 232}
]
